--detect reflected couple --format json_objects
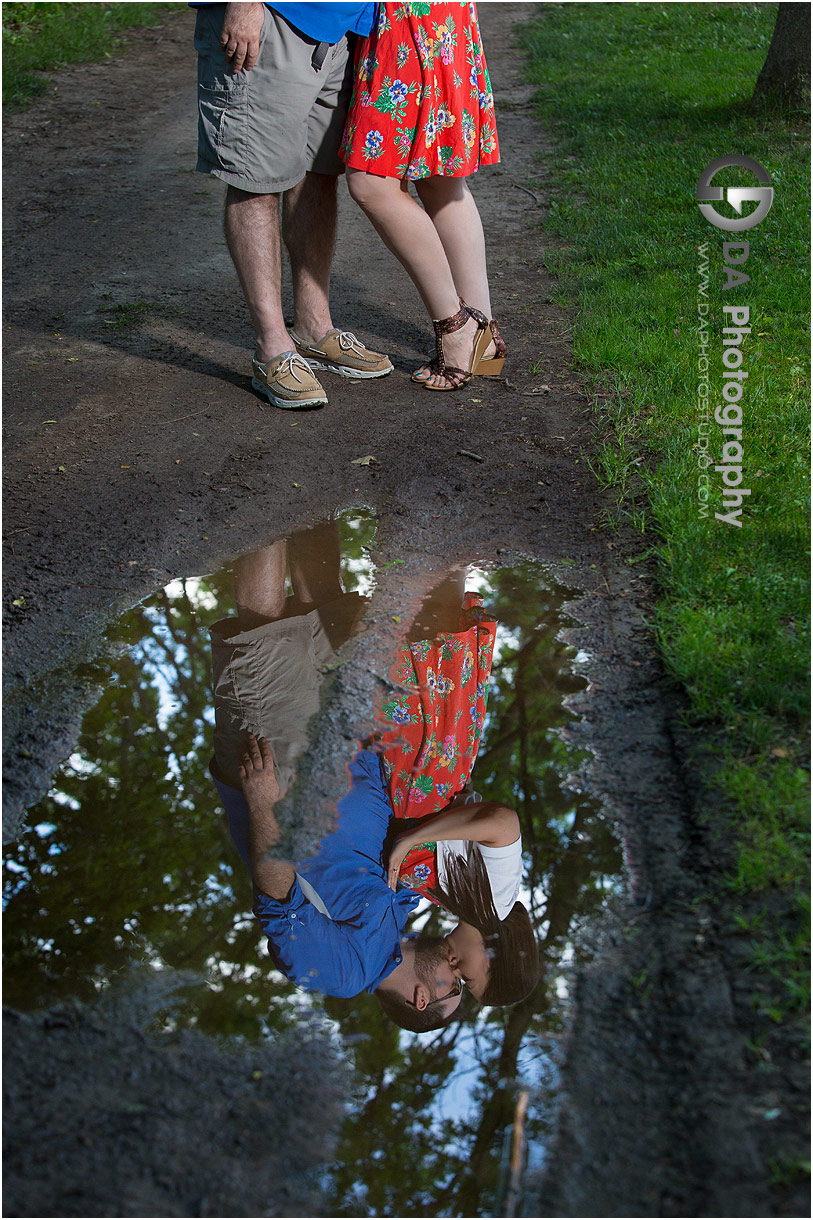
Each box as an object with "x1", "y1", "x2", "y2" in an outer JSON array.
[{"x1": 209, "y1": 521, "x2": 538, "y2": 1030}]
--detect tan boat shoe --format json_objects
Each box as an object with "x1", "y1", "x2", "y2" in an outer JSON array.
[
  {"x1": 251, "y1": 350, "x2": 328, "y2": 409},
  {"x1": 291, "y1": 328, "x2": 393, "y2": 379}
]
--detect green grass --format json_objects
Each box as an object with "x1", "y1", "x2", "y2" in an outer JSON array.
[
  {"x1": 769, "y1": 1153, "x2": 812, "y2": 1189},
  {"x1": 97, "y1": 299, "x2": 186, "y2": 329},
  {"x1": 517, "y1": 3, "x2": 809, "y2": 1014},
  {"x1": 3, "y1": 2, "x2": 174, "y2": 107}
]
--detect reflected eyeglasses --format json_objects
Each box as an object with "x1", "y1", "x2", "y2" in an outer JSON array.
[{"x1": 406, "y1": 975, "x2": 464, "y2": 1010}]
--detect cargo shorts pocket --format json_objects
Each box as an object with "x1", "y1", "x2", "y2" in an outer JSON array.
[{"x1": 198, "y1": 82, "x2": 249, "y2": 173}]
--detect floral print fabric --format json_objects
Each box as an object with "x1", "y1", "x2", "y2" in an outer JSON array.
[
  {"x1": 379, "y1": 592, "x2": 497, "y2": 899},
  {"x1": 340, "y1": 2, "x2": 499, "y2": 179}
]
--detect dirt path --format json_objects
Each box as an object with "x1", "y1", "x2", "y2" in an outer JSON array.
[
  {"x1": 3, "y1": 4, "x2": 598, "y2": 823},
  {"x1": 3, "y1": 6, "x2": 804, "y2": 1217}
]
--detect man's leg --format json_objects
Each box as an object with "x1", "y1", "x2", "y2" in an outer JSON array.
[
  {"x1": 224, "y1": 187, "x2": 295, "y2": 365},
  {"x1": 286, "y1": 519, "x2": 343, "y2": 607},
  {"x1": 224, "y1": 171, "x2": 343, "y2": 360},
  {"x1": 233, "y1": 539, "x2": 288, "y2": 629},
  {"x1": 282, "y1": 172, "x2": 337, "y2": 347},
  {"x1": 233, "y1": 523, "x2": 344, "y2": 625},
  {"x1": 282, "y1": 171, "x2": 393, "y2": 378},
  {"x1": 224, "y1": 185, "x2": 329, "y2": 406}
]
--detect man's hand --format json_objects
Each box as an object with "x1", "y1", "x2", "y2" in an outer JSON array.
[
  {"x1": 241, "y1": 734, "x2": 295, "y2": 899},
  {"x1": 239, "y1": 734, "x2": 282, "y2": 839},
  {"x1": 220, "y1": 2, "x2": 265, "y2": 73},
  {"x1": 386, "y1": 828, "x2": 421, "y2": 891}
]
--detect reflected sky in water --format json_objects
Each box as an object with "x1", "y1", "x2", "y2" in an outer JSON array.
[{"x1": 3, "y1": 509, "x2": 622, "y2": 1217}]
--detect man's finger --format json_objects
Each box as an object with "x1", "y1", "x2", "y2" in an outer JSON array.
[
  {"x1": 245, "y1": 734, "x2": 265, "y2": 769},
  {"x1": 258, "y1": 737, "x2": 273, "y2": 764}
]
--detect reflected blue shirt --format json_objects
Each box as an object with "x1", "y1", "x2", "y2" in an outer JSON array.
[{"x1": 213, "y1": 750, "x2": 420, "y2": 998}]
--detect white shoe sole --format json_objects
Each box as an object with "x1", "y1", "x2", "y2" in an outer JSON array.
[
  {"x1": 299, "y1": 357, "x2": 393, "y2": 380},
  {"x1": 251, "y1": 375, "x2": 327, "y2": 410}
]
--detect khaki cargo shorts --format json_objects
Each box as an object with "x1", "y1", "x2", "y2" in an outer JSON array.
[
  {"x1": 194, "y1": 3, "x2": 355, "y2": 193},
  {"x1": 210, "y1": 593, "x2": 366, "y2": 792}
]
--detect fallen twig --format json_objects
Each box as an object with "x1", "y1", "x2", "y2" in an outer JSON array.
[
  {"x1": 161, "y1": 408, "x2": 210, "y2": 424},
  {"x1": 514, "y1": 183, "x2": 542, "y2": 205}
]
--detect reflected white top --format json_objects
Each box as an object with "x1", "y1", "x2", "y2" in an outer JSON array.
[{"x1": 437, "y1": 837, "x2": 523, "y2": 921}]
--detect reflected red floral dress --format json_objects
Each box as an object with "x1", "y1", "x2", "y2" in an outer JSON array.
[
  {"x1": 340, "y1": 1, "x2": 499, "y2": 179},
  {"x1": 378, "y1": 592, "x2": 497, "y2": 900}
]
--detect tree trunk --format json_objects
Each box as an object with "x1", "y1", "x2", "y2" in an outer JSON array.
[{"x1": 751, "y1": 2, "x2": 811, "y2": 111}]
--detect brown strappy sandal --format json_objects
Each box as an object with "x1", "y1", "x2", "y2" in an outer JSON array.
[
  {"x1": 472, "y1": 318, "x2": 507, "y2": 376},
  {"x1": 422, "y1": 299, "x2": 488, "y2": 392},
  {"x1": 413, "y1": 306, "x2": 507, "y2": 386}
]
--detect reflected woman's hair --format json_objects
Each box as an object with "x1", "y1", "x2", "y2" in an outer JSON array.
[{"x1": 428, "y1": 850, "x2": 541, "y2": 1006}]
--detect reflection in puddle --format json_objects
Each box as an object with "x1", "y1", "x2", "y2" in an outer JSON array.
[{"x1": 3, "y1": 510, "x2": 622, "y2": 1216}]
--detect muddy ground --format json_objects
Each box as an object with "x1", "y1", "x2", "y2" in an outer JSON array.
[{"x1": 3, "y1": 5, "x2": 808, "y2": 1217}]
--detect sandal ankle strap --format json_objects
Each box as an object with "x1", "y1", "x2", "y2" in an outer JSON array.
[
  {"x1": 465, "y1": 303, "x2": 489, "y2": 327},
  {"x1": 429, "y1": 297, "x2": 490, "y2": 379},
  {"x1": 432, "y1": 298, "x2": 473, "y2": 337},
  {"x1": 489, "y1": 318, "x2": 507, "y2": 358}
]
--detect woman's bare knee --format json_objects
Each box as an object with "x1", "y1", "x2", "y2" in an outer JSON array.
[
  {"x1": 415, "y1": 175, "x2": 467, "y2": 212},
  {"x1": 346, "y1": 167, "x2": 394, "y2": 213}
]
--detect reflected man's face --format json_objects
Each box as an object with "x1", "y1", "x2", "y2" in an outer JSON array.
[
  {"x1": 425, "y1": 969, "x2": 463, "y2": 1020},
  {"x1": 412, "y1": 936, "x2": 463, "y2": 1018}
]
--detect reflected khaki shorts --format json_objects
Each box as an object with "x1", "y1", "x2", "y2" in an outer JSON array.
[
  {"x1": 194, "y1": 3, "x2": 354, "y2": 193},
  {"x1": 210, "y1": 593, "x2": 365, "y2": 791}
]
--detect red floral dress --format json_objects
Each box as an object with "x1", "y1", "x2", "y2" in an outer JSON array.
[
  {"x1": 378, "y1": 592, "x2": 497, "y2": 900},
  {"x1": 340, "y1": 2, "x2": 499, "y2": 179}
]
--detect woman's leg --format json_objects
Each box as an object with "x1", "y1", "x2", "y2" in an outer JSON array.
[
  {"x1": 414, "y1": 177, "x2": 492, "y2": 320},
  {"x1": 413, "y1": 176, "x2": 497, "y2": 378},
  {"x1": 346, "y1": 168, "x2": 487, "y2": 387},
  {"x1": 407, "y1": 568, "x2": 468, "y2": 642}
]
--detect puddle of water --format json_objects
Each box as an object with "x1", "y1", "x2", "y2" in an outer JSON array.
[{"x1": 3, "y1": 510, "x2": 622, "y2": 1217}]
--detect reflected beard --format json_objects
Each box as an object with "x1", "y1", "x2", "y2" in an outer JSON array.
[{"x1": 412, "y1": 936, "x2": 450, "y2": 988}]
